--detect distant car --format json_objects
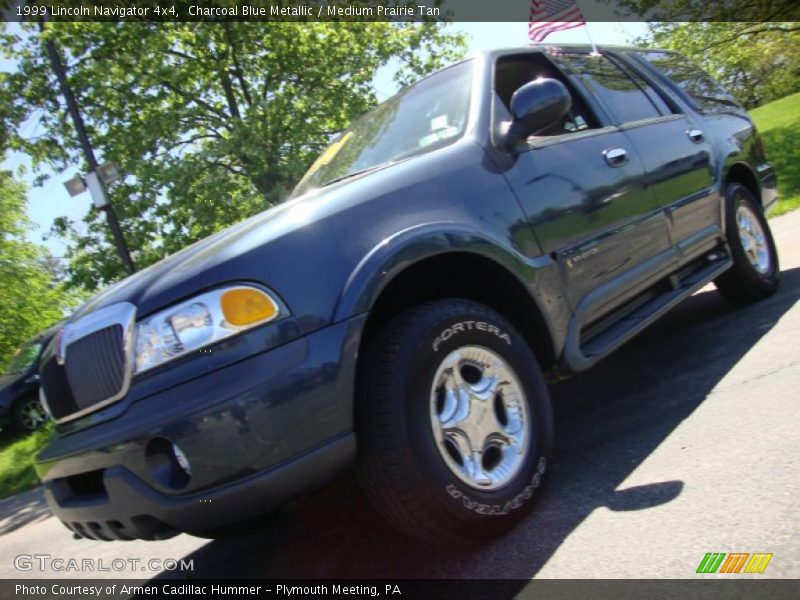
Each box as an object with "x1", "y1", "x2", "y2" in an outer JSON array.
[
  {"x1": 0, "y1": 326, "x2": 59, "y2": 432},
  {"x1": 37, "y1": 45, "x2": 778, "y2": 543}
]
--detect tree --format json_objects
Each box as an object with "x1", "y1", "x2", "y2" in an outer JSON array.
[
  {"x1": 0, "y1": 169, "x2": 82, "y2": 367},
  {"x1": 640, "y1": 22, "x2": 800, "y2": 108},
  {"x1": 1, "y1": 22, "x2": 467, "y2": 289},
  {"x1": 616, "y1": 1, "x2": 800, "y2": 108},
  {"x1": 616, "y1": 0, "x2": 798, "y2": 22}
]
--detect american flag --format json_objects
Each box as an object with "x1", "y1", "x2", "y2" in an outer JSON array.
[{"x1": 528, "y1": 0, "x2": 586, "y2": 43}]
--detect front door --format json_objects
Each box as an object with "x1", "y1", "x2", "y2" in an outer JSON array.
[{"x1": 494, "y1": 52, "x2": 673, "y2": 319}]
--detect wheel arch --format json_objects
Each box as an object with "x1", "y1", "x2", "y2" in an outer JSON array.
[
  {"x1": 725, "y1": 162, "x2": 762, "y2": 208},
  {"x1": 337, "y1": 224, "x2": 560, "y2": 377}
]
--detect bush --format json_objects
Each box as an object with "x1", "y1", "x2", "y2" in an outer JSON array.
[{"x1": 0, "y1": 425, "x2": 53, "y2": 499}]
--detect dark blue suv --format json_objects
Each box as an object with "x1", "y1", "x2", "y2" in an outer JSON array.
[{"x1": 36, "y1": 46, "x2": 778, "y2": 544}]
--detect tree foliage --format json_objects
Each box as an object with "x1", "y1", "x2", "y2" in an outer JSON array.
[
  {"x1": 617, "y1": 0, "x2": 798, "y2": 22},
  {"x1": 0, "y1": 170, "x2": 82, "y2": 368},
  {"x1": 616, "y1": 1, "x2": 800, "y2": 108},
  {"x1": 1, "y1": 22, "x2": 466, "y2": 289},
  {"x1": 639, "y1": 22, "x2": 800, "y2": 109}
]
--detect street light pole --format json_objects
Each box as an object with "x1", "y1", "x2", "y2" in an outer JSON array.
[{"x1": 42, "y1": 28, "x2": 135, "y2": 275}]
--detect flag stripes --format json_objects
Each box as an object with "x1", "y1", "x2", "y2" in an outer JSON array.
[{"x1": 528, "y1": 0, "x2": 586, "y2": 43}]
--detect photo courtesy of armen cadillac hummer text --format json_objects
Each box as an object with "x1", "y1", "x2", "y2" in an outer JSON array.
[{"x1": 36, "y1": 45, "x2": 779, "y2": 545}]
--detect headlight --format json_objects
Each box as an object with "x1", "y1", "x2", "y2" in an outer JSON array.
[{"x1": 134, "y1": 285, "x2": 281, "y2": 374}]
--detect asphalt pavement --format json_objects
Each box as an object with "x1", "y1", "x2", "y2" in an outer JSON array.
[{"x1": 0, "y1": 211, "x2": 797, "y2": 582}]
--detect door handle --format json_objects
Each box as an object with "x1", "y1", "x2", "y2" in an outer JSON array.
[
  {"x1": 603, "y1": 147, "x2": 628, "y2": 167},
  {"x1": 687, "y1": 129, "x2": 705, "y2": 143}
]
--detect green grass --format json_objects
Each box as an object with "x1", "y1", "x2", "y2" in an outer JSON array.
[
  {"x1": 750, "y1": 92, "x2": 800, "y2": 217},
  {"x1": 0, "y1": 426, "x2": 52, "y2": 500}
]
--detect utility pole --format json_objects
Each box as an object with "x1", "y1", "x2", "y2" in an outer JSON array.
[{"x1": 41, "y1": 25, "x2": 135, "y2": 275}]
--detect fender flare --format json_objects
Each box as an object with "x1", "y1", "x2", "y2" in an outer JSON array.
[{"x1": 331, "y1": 221, "x2": 566, "y2": 361}]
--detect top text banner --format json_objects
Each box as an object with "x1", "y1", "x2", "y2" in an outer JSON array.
[{"x1": 4, "y1": 0, "x2": 800, "y2": 22}]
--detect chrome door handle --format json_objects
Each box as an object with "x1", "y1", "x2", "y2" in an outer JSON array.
[
  {"x1": 687, "y1": 129, "x2": 705, "y2": 143},
  {"x1": 603, "y1": 147, "x2": 628, "y2": 167}
]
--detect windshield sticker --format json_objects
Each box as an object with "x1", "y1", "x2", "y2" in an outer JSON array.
[
  {"x1": 304, "y1": 131, "x2": 353, "y2": 178},
  {"x1": 431, "y1": 115, "x2": 449, "y2": 131}
]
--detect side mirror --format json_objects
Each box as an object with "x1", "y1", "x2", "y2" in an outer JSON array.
[{"x1": 506, "y1": 78, "x2": 572, "y2": 149}]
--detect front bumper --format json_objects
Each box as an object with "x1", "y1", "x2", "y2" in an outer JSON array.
[
  {"x1": 36, "y1": 317, "x2": 363, "y2": 540},
  {"x1": 43, "y1": 434, "x2": 354, "y2": 540}
]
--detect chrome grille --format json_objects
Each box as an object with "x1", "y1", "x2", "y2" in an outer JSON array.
[
  {"x1": 40, "y1": 358, "x2": 78, "y2": 420},
  {"x1": 64, "y1": 325, "x2": 126, "y2": 410},
  {"x1": 40, "y1": 302, "x2": 136, "y2": 423}
]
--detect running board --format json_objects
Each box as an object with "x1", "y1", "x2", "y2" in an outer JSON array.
[{"x1": 561, "y1": 253, "x2": 732, "y2": 372}]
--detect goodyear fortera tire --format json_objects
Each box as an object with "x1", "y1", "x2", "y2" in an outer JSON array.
[
  {"x1": 715, "y1": 183, "x2": 780, "y2": 305},
  {"x1": 356, "y1": 299, "x2": 553, "y2": 545}
]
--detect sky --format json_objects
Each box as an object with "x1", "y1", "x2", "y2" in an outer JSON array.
[{"x1": 3, "y1": 21, "x2": 649, "y2": 258}]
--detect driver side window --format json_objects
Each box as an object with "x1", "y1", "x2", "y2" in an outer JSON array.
[{"x1": 494, "y1": 53, "x2": 599, "y2": 138}]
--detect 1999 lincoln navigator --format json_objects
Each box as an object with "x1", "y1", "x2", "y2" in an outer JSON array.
[{"x1": 36, "y1": 45, "x2": 779, "y2": 544}]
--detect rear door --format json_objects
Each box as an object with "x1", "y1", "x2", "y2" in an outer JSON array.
[
  {"x1": 563, "y1": 51, "x2": 718, "y2": 262},
  {"x1": 495, "y1": 52, "x2": 672, "y2": 318}
]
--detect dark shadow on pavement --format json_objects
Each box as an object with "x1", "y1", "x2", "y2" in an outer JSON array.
[{"x1": 153, "y1": 266, "x2": 800, "y2": 585}]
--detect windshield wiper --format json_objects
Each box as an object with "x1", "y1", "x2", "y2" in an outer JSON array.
[{"x1": 321, "y1": 164, "x2": 387, "y2": 188}]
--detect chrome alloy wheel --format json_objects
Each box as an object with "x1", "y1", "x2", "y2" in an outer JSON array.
[
  {"x1": 736, "y1": 203, "x2": 771, "y2": 274},
  {"x1": 429, "y1": 345, "x2": 530, "y2": 491},
  {"x1": 20, "y1": 399, "x2": 47, "y2": 431}
]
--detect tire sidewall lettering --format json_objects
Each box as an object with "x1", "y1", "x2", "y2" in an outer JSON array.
[
  {"x1": 444, "y1": 457, "x2": 547, "y2": 516},
  {"x1": 432, "y1": 320, "x2": 512, "y2": 352}
]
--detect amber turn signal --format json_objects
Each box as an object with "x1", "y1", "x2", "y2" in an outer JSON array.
[{"x1": 220, "y1": 288, "x2": 278, "y2": 327}]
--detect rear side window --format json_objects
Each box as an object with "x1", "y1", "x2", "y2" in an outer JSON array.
[
  {"x1": 636, "y1": 51, "x2": 742, "y2": 114},
  {"x1": 555, "y1": 53, "x2": 669, "y2": 124}
]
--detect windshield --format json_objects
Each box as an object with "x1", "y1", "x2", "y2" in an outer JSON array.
[
  {"x1": 3, "y1": 341, "x2": 42, "y2": 375},
  {"x1": 293, "y1": 60, "x2": 473, "y2": 196}
]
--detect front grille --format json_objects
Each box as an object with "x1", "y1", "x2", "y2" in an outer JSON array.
[
  {"x1": 41, "y1": 358, "x2": 79, "y2": 419},
  {"x1": 39, "y1": 302, "x2": 135, "y2": 422},
  {"x1": 64, "y1": 325, "x2": 126, "y2": 410}
]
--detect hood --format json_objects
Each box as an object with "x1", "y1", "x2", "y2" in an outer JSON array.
[
  {"x1": 0, "y1": 372, "x2": 23, "y2": 392},
  {"x1": 70, "y1": 178, "x2": 361, "y2": 322},
  {"x1": 67, "y1": 141, "x2": 474, "y2": 329}
]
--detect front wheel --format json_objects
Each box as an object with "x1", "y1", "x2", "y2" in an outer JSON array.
[
  {"x1": 715, "y1": 183, "x2": 780, "y2": 304},
  {"x1": 356, "y1": 299, "x2": 553, "y2": 545},
  {"x1": 12, "y1": 396, "x2": 48, "y2": 433}
]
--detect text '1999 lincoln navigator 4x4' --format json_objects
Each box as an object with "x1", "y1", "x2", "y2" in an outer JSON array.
[{"x1": 36, "y1": 45, "x2": 779, "y2": 545}]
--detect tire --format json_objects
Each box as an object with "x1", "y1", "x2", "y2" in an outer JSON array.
[
  {"x1": 12, "y1": 395, "x2": 48, "y2": 433},
  {"x1": 715, "y1": 183, "x2": 780, "y2": 305},
  {"x1": 356, "y1": 299, "x2": 553, "y2": 545}
]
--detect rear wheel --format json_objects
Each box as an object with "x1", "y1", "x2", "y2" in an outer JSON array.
[
  {"x1": 715, "y1": 183, "x2": 780, "y2": 305},
  {"x1": 357, "y1": 299, "x2": 553, "y2": 545}
]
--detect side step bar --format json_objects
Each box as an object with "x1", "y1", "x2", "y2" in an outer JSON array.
[{"x1": 561, "y1": 251, "x2": 732, "y2": 372}]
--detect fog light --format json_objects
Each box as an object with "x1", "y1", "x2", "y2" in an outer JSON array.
[
  {"x1": 172, "y1": 443, "x2": 192, "y2": 476},
  {"x1": 145, "y1": 437, "x2": 191, "y2": 489}
]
